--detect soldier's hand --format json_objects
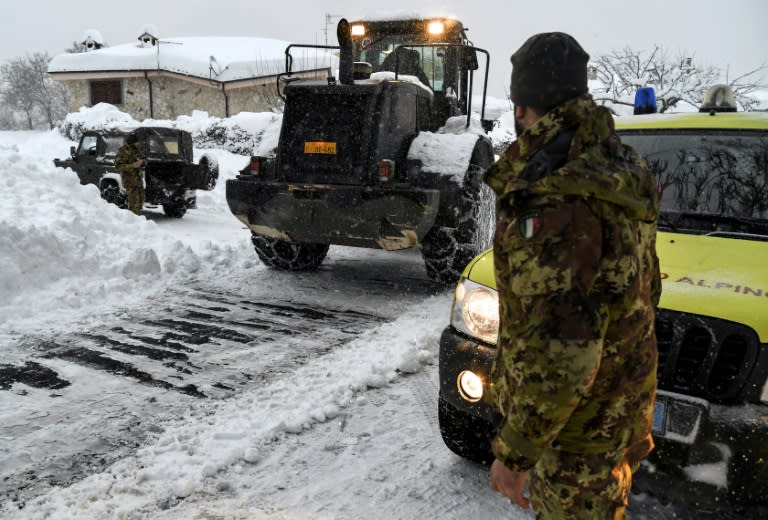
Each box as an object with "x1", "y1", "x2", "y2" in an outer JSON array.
[{"x1": 490, "y1": 460, "x2": 530, "y2": 510}]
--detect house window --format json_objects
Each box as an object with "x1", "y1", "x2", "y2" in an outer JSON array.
[{"x1": 90, "y1": 80, "x2": 123, "y2": 105}]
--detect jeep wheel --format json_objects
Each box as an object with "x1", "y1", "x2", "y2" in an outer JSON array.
[
  {"x1": 163, "y1": 203, "x2": 187, "y2": 218},
  {"x1": 438, "y1": 397, "x2": 494, "y2": 465},
  {"x1": 421, "y1": 163, "x2": 495, "y2": 285},
  {"x1": 100, "y1": 182, "x2": 127, "y2": 209},
  {"x1": 251, "y1": 233, "x2": 329, "y2": 271},
  {"x1": 199, "y1": 155, "x2": 219, "y2": 191}
]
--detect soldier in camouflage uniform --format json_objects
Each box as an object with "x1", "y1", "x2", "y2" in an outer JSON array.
[
  {"x1": 115, "y1": 132, "x2": 145, "y2": 215},
  {"x1": 485, "y1": 32, "x2": 661, "y2": 519}
]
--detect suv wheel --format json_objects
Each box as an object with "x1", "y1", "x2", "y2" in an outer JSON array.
[
  {"x1": 421, "y1": 163, "x2": 495, "y2": 284},
  {"x1": 251, "y1": 233, "x2": 329, "y2": 271},
  {"x1": 438, "y1": 397, "x2": 494, "y2": 465},
  {"x1": 100, "y1": 181, "x2": 127, "y2": 209}
]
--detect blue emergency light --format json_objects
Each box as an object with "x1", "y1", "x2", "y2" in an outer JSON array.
[{"x1": 633, "y1": 87, "x2": 657, "y2": 115}]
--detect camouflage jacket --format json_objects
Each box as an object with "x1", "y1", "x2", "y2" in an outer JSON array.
[
  {"x1": 115, "y1": 143, "x2": 145, "y2": 180},
  {"x1": 485, "y1": 94, "x2": 661, "y2": 471}
]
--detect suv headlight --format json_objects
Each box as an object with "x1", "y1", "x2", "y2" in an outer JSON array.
[{"x1": 451, "y1": 278, "x2": 499, "y2": 344}]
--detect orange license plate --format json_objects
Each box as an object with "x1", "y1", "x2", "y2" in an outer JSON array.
[{"x1": 304, "y1": 141, "x2": 337, "y2": 155}]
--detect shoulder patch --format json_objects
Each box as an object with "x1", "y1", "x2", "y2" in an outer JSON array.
[{"x1": 518, "y1": 211, "x2": 541, "y2": 239}]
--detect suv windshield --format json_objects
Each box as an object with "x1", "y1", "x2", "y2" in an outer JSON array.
[{"x1": 620, "y1": 130, "x2": 768, "y2": 224}]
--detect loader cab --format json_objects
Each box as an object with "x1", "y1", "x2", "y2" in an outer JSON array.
[{"x1": 349, "y1": 18, "x2": 480, "y2": 126}]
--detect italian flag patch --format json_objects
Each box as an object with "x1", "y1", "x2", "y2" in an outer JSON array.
[{"x1": 518, "y1": 212, "x2": 541, "y2": 239}]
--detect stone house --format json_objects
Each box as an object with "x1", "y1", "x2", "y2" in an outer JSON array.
[{"x1": 48, "y1": 31, "x2": 337, "y2": 120}]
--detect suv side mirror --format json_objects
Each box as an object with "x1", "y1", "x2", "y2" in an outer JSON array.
[{"x1": 463, "y1": 48, "x2": 479, "y2": 71}]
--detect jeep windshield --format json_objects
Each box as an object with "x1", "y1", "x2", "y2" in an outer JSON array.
[
  {"x1": 619, "y1": 129, "x2": 768, "y2": 239},
  {"x1": 104, "y1": 136, "x2": 125, "y2": 157}
]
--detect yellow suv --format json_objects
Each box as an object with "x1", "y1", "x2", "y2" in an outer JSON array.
[{"x1": 437, "y1": 86, "x2": 768, "y2": 505}]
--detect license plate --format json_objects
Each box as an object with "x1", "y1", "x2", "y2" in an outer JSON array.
[
  {"x1": 652, "y1": 399, "x2": 666, "y2": 434},
  {"x1": 304, "y1": 141, "x2": 336, "y2": 155}
]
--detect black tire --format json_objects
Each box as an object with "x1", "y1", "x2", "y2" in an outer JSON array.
[
  {"x1": 100, "y1": 181, "x2": 127, "y2": 209},
  {"x1": 438, "y1": 396, "x2": 495, "y2": 465},
  {"x1": 163, "y1": 203, "x2": 186, "y2": 218},
  {"x1": 199, "y1": 155, "x2": 219, "y2": 191},
  {"x1": 251, "y1": 233, "x2": 329, "y2": 271},
  {"x1": 421, "y1": 146, "x2": 496, "y2": 284}
]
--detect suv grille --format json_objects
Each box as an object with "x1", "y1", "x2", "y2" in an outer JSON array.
[{"x1": 655, "y1": 309, "x2": 761, "y2": 403}]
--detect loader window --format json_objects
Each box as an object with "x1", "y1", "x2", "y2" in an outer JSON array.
[{"x1": 361, "y1": 37, "x2": 446, "y2": 91}]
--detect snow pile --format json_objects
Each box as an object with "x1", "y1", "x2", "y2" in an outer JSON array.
[
  {"x1": 58, "y1": 103, "x2": 140, "y2": 141},
  {"x1": 407, "y1": 113, "x2": 490, "y2": 182},
  {"x1": 0, "y1": 130, "x2": 252, "y2": 339},
  {"x1": 176, "y1": 111, "x2": 283, "y2": 156},
  {"x1": 57, "y1": 104, "x2": 284, "y2": 156}
]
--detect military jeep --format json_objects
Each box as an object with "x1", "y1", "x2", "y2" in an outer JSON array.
[{"x1": 54, "y1": 126, "x2": 218, "y2": 218}]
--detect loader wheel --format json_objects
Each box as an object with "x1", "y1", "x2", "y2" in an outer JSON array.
[
  {"x1": 251, "y1": 233, "x2": 329, "y2": 271},
  {"x1": 421, "y1": 163, "x2": 495, "y2": 285},
  {"x1": 438, "y1": 396, "x2": 494, "y2": 465}
]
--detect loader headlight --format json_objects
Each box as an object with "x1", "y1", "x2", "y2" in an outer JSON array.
[
  {"x1": 427, "y1": 21, "x2": 445, "y2": 35},
  {"x1": 451, "y1": 278, "x2": 499, "y2": 344},
  {"x1": 351, "y1": 24, "x2": 366, "y2": 37}
]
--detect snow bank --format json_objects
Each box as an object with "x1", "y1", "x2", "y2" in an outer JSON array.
[
  {"x1": 0, "y1": 130, "x2": 252, "y2": 339},
  {"x1": 58, "y1": 104, "x2": 283, "y2": 156},
  {"x1": 407, "y1": 113, "x2": 490, "y2": 183}
]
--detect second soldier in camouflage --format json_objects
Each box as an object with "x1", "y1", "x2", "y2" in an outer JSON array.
[{"x1": 115, "y1": 132, "x2": 146, "y2": 215}]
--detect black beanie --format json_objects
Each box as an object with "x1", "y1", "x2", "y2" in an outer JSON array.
[{"x1": 510, "y1": 32, "x2": 589, "y2": 111}]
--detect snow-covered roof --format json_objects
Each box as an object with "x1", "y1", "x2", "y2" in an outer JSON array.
[{"x1": 49, "y1": 36, "x2": 337, "y2": 83}]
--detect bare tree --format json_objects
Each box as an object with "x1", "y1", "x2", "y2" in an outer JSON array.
[
  {"x1": 0, "y1": 52, "x2": 70, "y2": 129},
  {"x1": 590, "y1": 45, "x2": 766, "y2": 113},
  {"x1": 1, "y1": 57, "x2": 39, "y2": 128}
]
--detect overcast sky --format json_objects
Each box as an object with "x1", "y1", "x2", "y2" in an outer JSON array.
[{"x1": 3, "y1": 0, "x2": 766, "y2": 98}]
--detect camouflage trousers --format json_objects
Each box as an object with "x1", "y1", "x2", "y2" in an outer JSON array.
[
  {"x1": 121, "y1": 172, "x2": 144, "y2": 215},
  {"x1": 529, "y1": 447, "x2": 636, "y2": 520}
]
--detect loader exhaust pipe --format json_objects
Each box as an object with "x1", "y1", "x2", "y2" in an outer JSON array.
[{"x1": 337, "y1": 19, "x2": 354, "y2": 85}]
